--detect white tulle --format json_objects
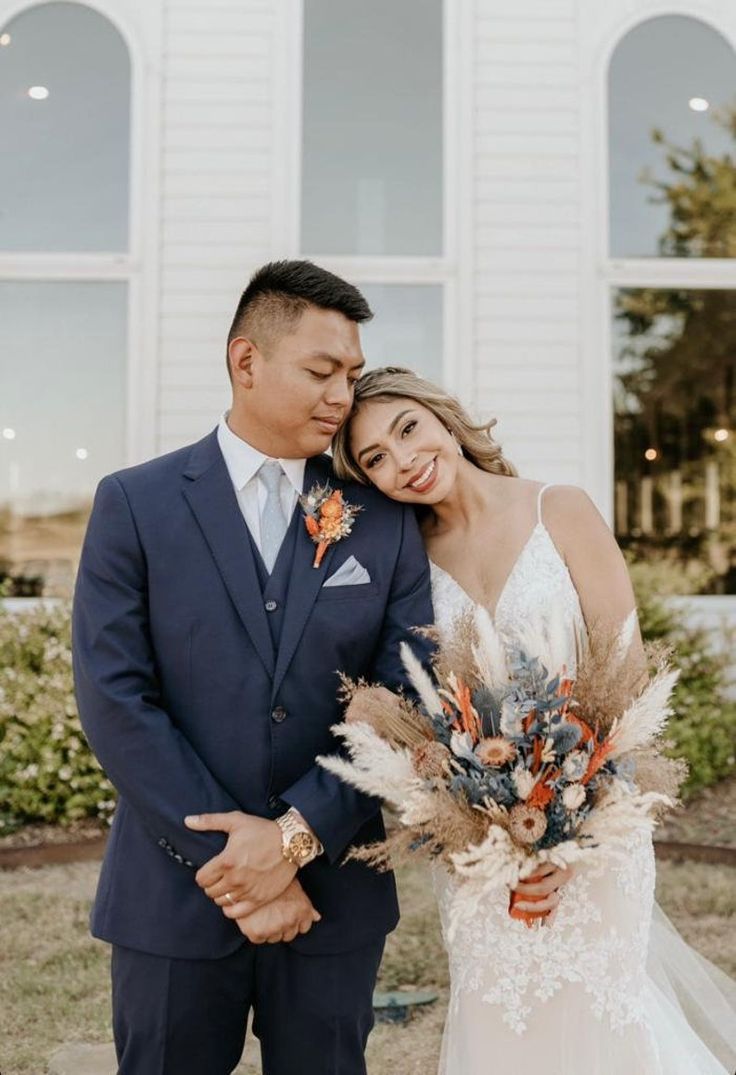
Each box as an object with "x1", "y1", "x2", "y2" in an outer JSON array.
[{"x1": 428, "y1": 486, "x2": 736, "y2": 1075}]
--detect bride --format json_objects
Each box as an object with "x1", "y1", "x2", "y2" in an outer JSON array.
[{"x1": 331, "y1": 366, "x2": 736, "y2": 1075}]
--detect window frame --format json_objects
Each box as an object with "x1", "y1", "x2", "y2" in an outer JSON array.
[
  {"x1": 0, "y1": 0, "x2": 162, "y2": 466},
  {"x1": 273, "y1": 0, "x2": 474, "y2": 400},
  {"x1": 580, "y1": 4, "x2": 736, "y2": 527}
]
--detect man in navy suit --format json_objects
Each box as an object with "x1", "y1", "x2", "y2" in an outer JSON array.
[{"x1": 72, "y1": 260, "x2": 434, "y2": 1074}]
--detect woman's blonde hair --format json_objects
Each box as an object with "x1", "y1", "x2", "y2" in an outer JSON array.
[{"x1": 333, "y1": 366, "x2": 517, "y2": 484}]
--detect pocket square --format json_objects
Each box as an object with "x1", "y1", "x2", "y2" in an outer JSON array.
[{"x1": 323, "y1": 555, "x2": 371, "y2": 588}]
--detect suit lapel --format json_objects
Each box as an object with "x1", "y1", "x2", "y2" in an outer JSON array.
[
  {"x1": 272, "y1": 455, "x2": 337, "y2": 699},
  {"x1": 181, "y1": 431, "x2": 275, "y2": 678}
]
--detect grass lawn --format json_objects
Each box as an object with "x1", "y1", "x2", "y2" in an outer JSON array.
[{"x1": 0, "y1": 857, "x2": 734, "y2": 1075}]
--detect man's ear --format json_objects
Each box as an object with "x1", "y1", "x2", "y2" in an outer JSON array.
[{"x1": 228, "y1": 336, "x2": 259, "y2": 387}]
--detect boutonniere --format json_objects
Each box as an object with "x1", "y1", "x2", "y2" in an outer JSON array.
[{"x1": 299, "y1": 483, "x2": 362, "y2": 568}]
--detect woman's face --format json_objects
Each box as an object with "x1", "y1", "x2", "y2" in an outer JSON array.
[{"x1": 348, "y1": 398, "x2": 460, "y2": 504}]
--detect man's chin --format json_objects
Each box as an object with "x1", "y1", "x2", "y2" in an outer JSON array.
[{"x1": 299, "y1": 430, "x2": 335, "y2": 458}]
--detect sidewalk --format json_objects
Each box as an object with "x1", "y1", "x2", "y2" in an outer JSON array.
[{"x1": 49, "y1": 1042, "x2": 258, "y2": 1074}]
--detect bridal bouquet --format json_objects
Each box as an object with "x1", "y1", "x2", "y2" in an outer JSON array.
[{"x1": 318, "y1": 608, "x2": 685, "y2": 930}]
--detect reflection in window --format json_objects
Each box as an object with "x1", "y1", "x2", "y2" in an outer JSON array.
[
  {"x1": 0, "y1": 282, "x2": 127, "y2": 594},
  {"x1": 613, "y1": 288, "x2": 736, "y2": 593},
  {"x1": 360, "y1": 285, "x2": 443, "y2": 384},
  {"x1": 301, "y1": 0, "x2": 443, "y2": 256},
  {"x1": 608, "y1": 15, "x2": 736, "y2": 258},
  {"x1": 0, "y1": 2, "x2": 130, "y2": 251}
]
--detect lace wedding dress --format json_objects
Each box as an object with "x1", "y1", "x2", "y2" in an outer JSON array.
[{"x1": 429, "y1": 485, "x2": 736, "y2": 1075}]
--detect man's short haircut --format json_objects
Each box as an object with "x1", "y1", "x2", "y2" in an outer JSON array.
[{"x1": 226, "y1": 260, "x2": 373, "y2": 373}]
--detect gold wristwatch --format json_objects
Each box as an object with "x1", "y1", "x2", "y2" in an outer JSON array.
[{"x1": 275, "y1": 808, "x2": 323, "y2": 867}]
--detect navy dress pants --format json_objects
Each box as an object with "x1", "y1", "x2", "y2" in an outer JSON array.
[{"x1": 111, "y1": 936, "x2": 385, "y2": 1075}]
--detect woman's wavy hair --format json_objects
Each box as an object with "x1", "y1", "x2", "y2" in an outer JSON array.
[{"x1": 333, "y1": 366, "x2": 517, "y2": 484}]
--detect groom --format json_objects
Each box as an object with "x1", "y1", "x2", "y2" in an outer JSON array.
[{"x1": 72, "y1": 260, "x2": 435, "y2": 1074}]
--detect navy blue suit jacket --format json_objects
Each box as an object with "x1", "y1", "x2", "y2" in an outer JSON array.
[{"x1": 72, "y1": 430, "x2": 434, "y2": 959}]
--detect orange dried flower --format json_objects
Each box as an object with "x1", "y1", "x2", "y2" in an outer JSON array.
[{"x1": 300, "y1": 484, "x2": 362, "y2": 567}]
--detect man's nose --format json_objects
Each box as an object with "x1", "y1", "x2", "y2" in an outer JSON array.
[{"x1": 324, "y1": 377, "x2": 352, "y2": 406}]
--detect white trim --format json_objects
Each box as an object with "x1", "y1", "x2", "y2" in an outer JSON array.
[
  {"x1": 444, "y1": 0, "x2": 475, "y2": 402},
  {"x1": 607, "y1": 258, "x2": 736, "y2": 288},
  {"x1": 0, "y1": 254, "x2": 134, "y2": 279},
  {"x1": 271, "y1": 0, "x2": 303, "y2": 257}
]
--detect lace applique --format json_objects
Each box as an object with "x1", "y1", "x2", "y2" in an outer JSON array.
[
  {"x1": 430, "y1": 522, "x2": 657, "y2": 1037},
  {"x1": 434, "y1": 836, "x2": 655, "y2": 1036},
  {"x1": 431, "y1": 523, "x2": 584, "y2": 674}
]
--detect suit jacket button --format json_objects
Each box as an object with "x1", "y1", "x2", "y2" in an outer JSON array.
[
  {"x1": 265, "y1": 600, "x2": 278, "y2": 612},
  {"x1": 268, "y1": 795, "x2": 281, "y2": 811},
  {"x1": 271, "y1": 706, "x2": 287, "y2": 723}
]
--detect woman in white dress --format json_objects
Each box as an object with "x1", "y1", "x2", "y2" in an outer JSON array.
[{"x1": 332, "y1": 366, "x2": 736, "y2": 1075}]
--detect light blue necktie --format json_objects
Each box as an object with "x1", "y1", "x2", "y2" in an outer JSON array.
[{"x1": 259, "y1": 460, "x2": 288, "y2": 573}]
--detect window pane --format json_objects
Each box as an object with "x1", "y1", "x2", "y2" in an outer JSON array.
[
  {"x1": 609, "y1": 16, "x2": 736, "y2": 258},
  {"x1": 360, "y1": 284, "x2": 443, "y2": 383},
  {"x1": 0, "y1": 2, "x2": 130, "y2": 252},
  {"x1": 0, "y1": 282, "x2": 127, "y2": 595},
  {"x1": 613, "y1": 287, "x2": 736, "y2": 594},
  {"x1": 301, "y1": 0, "x2": 443, "y2": 256}
]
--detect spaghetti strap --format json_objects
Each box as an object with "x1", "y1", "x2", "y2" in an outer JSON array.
[{"x1": 536, "y1": 483, "x2": 554, "y2": 525}]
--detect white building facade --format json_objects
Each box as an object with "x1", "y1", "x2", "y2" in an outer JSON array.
[{"x1": 2, "y1": 0, "x2": 736, "y2": 593}]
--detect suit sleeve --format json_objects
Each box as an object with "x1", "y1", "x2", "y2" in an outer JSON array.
[
  {"x1": 280, "y1": 504, "x2": 435, "y2": 863},
  {"x1": 72, "y1": 475, "x2": 243, "y2": 868}
]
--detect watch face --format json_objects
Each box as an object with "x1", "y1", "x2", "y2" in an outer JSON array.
[{"x1": 289, "y1": 831, "x2": 316, "y2": 862}]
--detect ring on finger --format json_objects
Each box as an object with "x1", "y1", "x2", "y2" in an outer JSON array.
[{"x1": 225, "y1": 892, "x2": 235, "y2": 906}]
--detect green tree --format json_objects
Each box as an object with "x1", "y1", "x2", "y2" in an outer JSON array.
[{"x1": 614, "y1": 106, "x2": 736, "y2": 590}]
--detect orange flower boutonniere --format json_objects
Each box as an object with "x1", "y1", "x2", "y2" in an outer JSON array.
[{"x1": 299, "y1": 483, "x2": 362, "y2": 568}]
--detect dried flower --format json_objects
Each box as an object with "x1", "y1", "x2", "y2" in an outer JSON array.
[
  {"x1": 562, "y1": 784, "x2": 586, "y2": 811},
  {"x1": 511, "y1": 765, "x2": 536, "y2": 801},
  {"x1": 475, "y1": 736, "x2": 516, "y2": 767},
  {"x1": 299, "y1": 484, "x2": 362, "y2": 567},
  {"x1": 508, "y1": 804, "x2": 548, "y2": 845},
  {"x1": 562, "y1": 750, "x2": 588, "y2": 781},
  {"x1": 413, "y1": 740, "x2": 451, "y2": 779}
]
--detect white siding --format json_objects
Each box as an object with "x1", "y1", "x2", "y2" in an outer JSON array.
[
  {"x1": 157, "y1": 1, "x2": 278, "y2": 452},
  {"x1": 472, "y1": 0, "x2": 581, "y2": 485}
]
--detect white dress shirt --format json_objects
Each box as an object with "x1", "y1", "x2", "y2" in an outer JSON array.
[{"x1": 216, "y1": 414, "x2": 306, "y2": 555}]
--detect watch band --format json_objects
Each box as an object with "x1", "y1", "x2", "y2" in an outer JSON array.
[{"x1": 275, "y1": 807, "x2": 324, "y2": 866}]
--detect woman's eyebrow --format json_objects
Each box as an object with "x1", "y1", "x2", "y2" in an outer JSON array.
[{"x1": 357, "y1": 410, "x2": 414, "y2": 461}]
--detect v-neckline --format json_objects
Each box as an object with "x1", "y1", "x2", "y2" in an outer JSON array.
[{"x1": 430, "y1": 521, "x2": 548, "y2": 621}]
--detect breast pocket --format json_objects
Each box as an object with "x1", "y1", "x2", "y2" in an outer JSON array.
[{"x1": 315, "y1": 580, "x2": 380, "y2": 603}]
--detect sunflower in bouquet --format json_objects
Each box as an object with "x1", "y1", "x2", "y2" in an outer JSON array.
[{"x1": 318, "y1": 607, "x2": 686, "y2": 931}]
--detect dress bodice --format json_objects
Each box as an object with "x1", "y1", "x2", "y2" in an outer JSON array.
[{"x1": 430, "y1": 486, "x2": 585, "y2": 673}]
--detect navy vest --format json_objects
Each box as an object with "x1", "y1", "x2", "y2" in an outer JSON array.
[{"x1": 246, "y1": 507, "x2": 301, "y2": 654}]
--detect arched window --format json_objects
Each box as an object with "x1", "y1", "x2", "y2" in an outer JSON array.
[
  {"x1": 608, "y1": 15, "x2": 736, "y2": 595},
  {"x1": 0, "y1": 2, "x2": 131, "y2": 596},
  {"x1": 299, "y1": 0, "x2": 448, "y2": 383}
]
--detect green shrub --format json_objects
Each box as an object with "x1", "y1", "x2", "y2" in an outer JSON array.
[
  {"x1": 1, "y1": 561, "x2": 735, "y2": 831},
  {"x1": 629, "y1": 560, "x2": 736, "y2": 797},
  {"x1": 0, "y1": 601, "x2": 115, "y2": 834}
]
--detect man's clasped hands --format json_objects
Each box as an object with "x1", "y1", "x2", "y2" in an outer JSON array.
[{"x1": 184, "y1": 812, "x2": 320, "y2": 945}]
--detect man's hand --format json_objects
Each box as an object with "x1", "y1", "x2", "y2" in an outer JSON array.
[
  {"x1": 512, "y1": 863, "x2": 574, "y2": 922},
  {"x1": 232, "y1": 878, "x2": 321, "y2": 945},
  {"x1": 185, "y1": 811, "x2": 296, "y2": 911}
]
